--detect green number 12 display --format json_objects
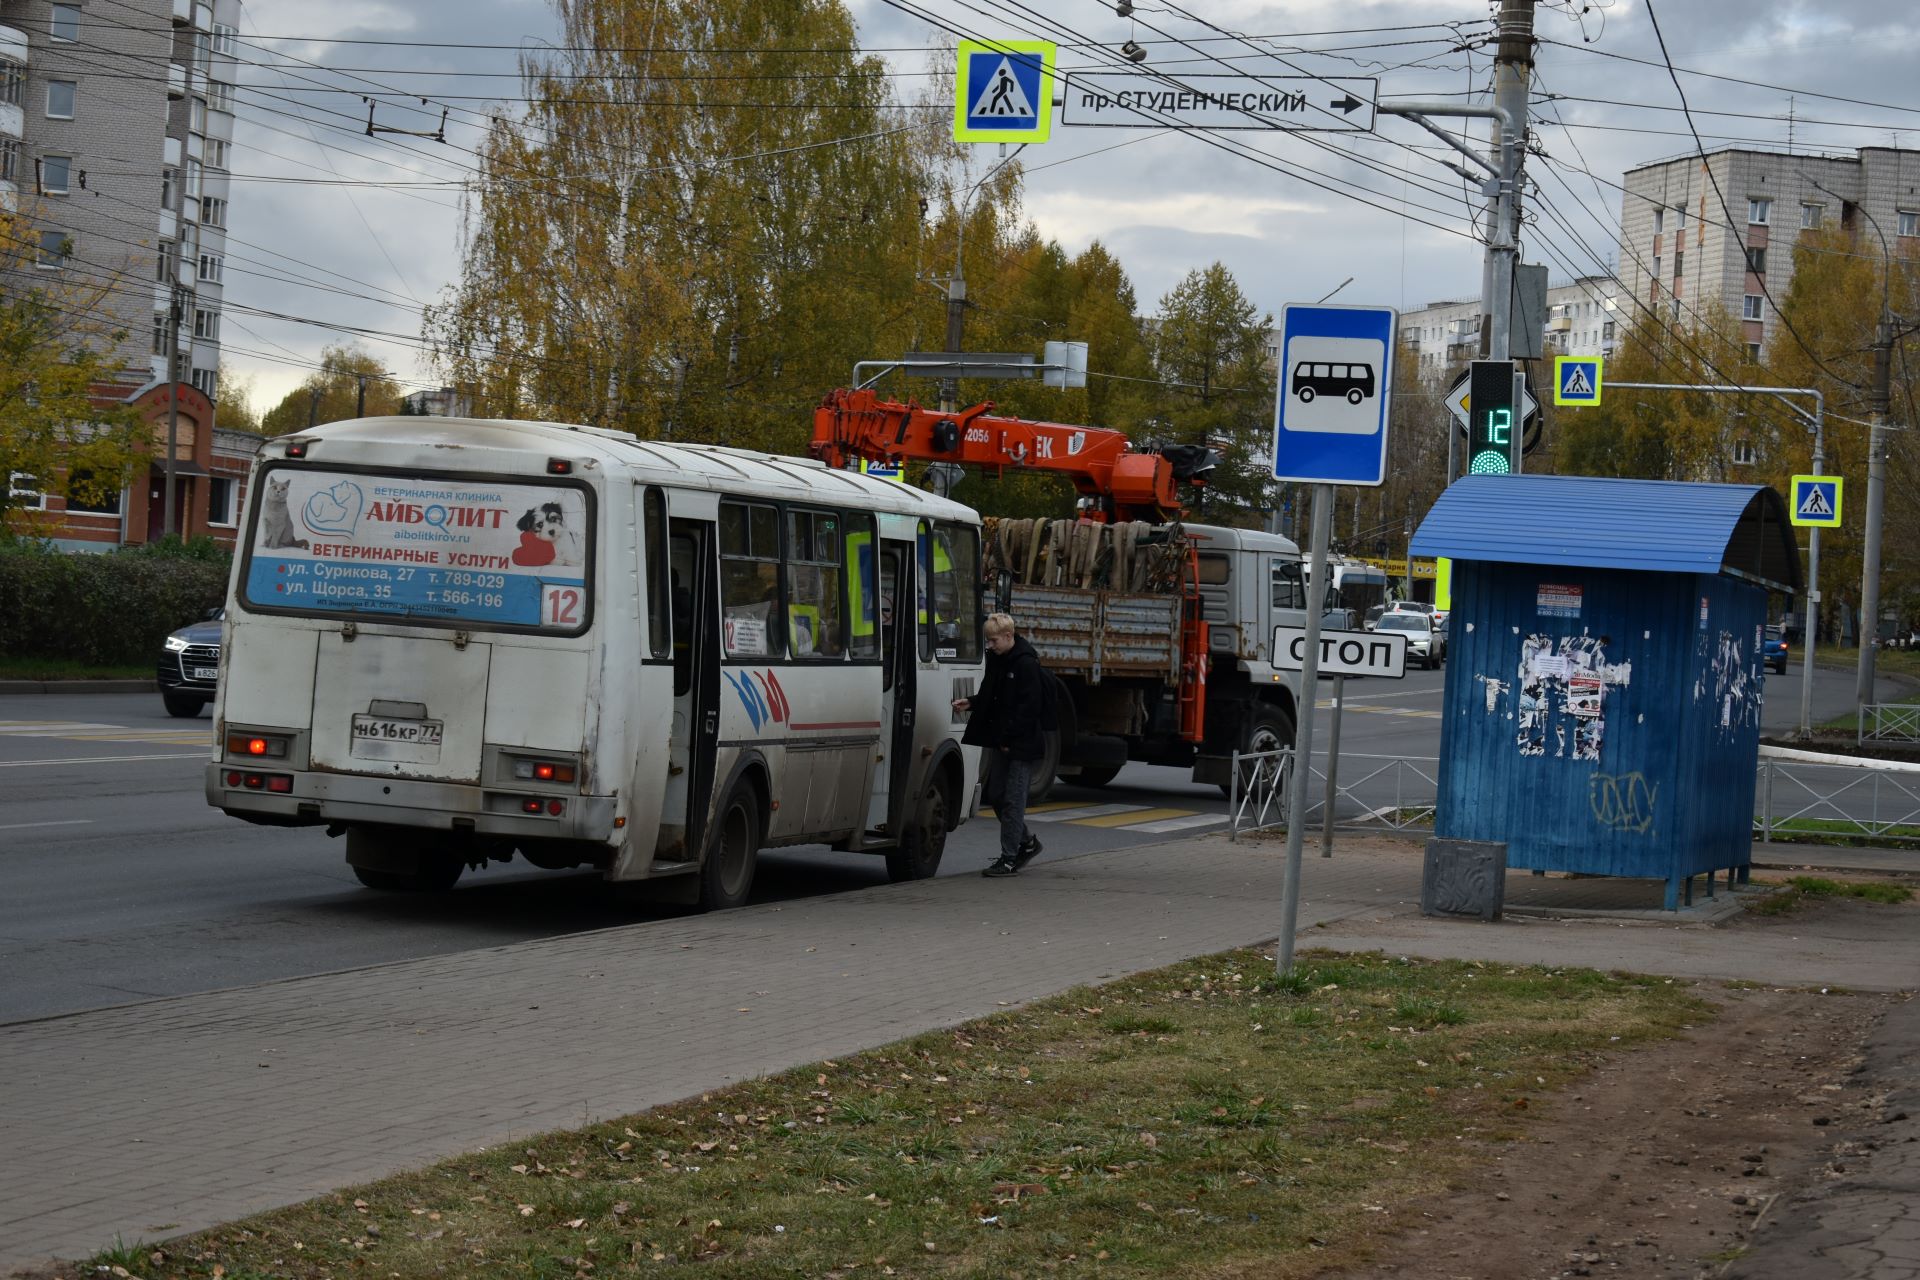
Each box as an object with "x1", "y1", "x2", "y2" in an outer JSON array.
[{"x1": 1468, "y1": 359, "x2": 1517, "y2": 475}]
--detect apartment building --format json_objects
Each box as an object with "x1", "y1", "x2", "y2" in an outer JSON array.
[
  {"x1": 0, "y1": 0, "x2": 252, "y2": 549},
  {"x1": 1618, "y1": 145, "x2": 1920, "y2": 357},
  {"x1": 1398, "y1": 274, "x2": 1622, "y2": 384}
]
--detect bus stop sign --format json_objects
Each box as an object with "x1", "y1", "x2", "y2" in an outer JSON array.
[{"x1": 1272, "y1": 302, "x2": 1397, "y2": 487}]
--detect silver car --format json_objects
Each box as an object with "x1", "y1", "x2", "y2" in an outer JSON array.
[{"x1": 1375, "y1": 610, "x2": 1444, "y2": 669}]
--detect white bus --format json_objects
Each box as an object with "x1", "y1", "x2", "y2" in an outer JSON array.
[{"x1": 206, "y1": 416, "x2": 985, "y2": 910}]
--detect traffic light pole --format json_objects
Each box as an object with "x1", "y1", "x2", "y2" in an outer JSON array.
[{"x1": 1606, "y1": 380, "x2": 1826, "y2": 738}]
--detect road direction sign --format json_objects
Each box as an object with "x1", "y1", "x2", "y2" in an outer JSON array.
[
  {"x1": 1553, "y1": 355, "x2": 1604, "y2": 406},
  {"x1": 1446, "y1": 367, "x2": 1539, "y2": 426},
  {"x1": 1272, "y1": 302, "x2": 1397, "y2": 487},
  {"x1": 1061, "y1": 73, "x2": 1377, "y2": 131},
  {"x1": 1790, "y1": 474, "x2": 1843, "y2": 527},
  {"x1": 954, "y1": 40, "x2": 1055, "y2": 143},
  {"x1": 1272, "y1": 626, "x2": 1408, "y2": 678}
]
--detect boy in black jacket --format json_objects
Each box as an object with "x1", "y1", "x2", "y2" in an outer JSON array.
[{"x1": 953, "y1": 612, "x2": 1046, "y2": 877}]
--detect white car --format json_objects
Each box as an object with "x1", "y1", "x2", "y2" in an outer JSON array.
[
  {"x1": 1387, "y1": 599, "x2": 1449, "y2": 630},
  {"x1": 1375, "y1": 610, "x2": 1444, "y2": 669}
]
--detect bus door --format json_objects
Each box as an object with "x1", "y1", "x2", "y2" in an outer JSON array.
[
  {"x1": 657, "y1": 515, "x2": 720, "y2": 862},
  {"x1": 867, "y1": 543, "x2": 912, "y2": 833}
]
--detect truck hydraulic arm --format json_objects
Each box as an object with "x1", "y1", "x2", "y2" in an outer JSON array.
[{"x1": 810, "y1": 387, "x2": 1200, "y2": 523}]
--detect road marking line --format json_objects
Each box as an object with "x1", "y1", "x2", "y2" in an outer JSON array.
[
  {"x1": 1069, "y1": 806, "x2": 1195, "y2": 829},
  {"x1": 0, "y1": 818, "x2": 96, "y2": 831},
  {"x1": 0, "y1": 752, "x2": 206, "y2": 768},
  {"x1": 1024, "y1": 803, "x2": 1152, "y2": 823},
  {"x1": 0, "y1": 722, "x2": 124, "y2": 733},
  {"x1": 1119, "y1": 813, "x2": 1228, "y2": 834}
]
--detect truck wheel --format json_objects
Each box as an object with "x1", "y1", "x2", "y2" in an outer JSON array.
[
  {"x1": 1027, "y1": 729, "x2": 1061, "y2": 803},
  {"x1": 885, "y1": 775, "x2": 950, "y2": 882},
  {"x1": 162, "y1": 690, "x2": 207, "y2": 718},
  {"x1": 346, "y1": 828, "x2": 463, "y2": 892},
  {"x1": 1223, "y1": 702, "x2": 1295, "y2": 801},
  {"x1": 699, "y1": 782, "x2": 761, "y2": 910},
  {"x1": 1066, "y1": 764, "x2": 1121, "y2": 789}
]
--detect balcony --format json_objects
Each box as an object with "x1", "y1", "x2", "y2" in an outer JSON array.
[
  {"x1": 172, "y1": 0, "x2": 192, "y2": 25},
  {"x1": 0, "y1": 103, "x2": 21, "y2": 143},
  {"x1": 0, "y1": 25, "x2": 27, "y2": 65},
  {"x1": 167, "y1": 64, "x2": 187, "y2": 99}
]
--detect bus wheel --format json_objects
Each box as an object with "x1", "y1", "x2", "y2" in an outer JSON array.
[
  {"x1": 1067, "y1": 764, "x2": 1121, "y2": 789},
  {"x1": 346, "y1": 828, "x2": 463, "y2": 892},
  {"x1": 699, "y1": 783, "x2": 761, "y2": 910},
  {"x1": 886, "y1": 776, "x2": 950, "y2": 882},
  {"x1": 1346, "y1": 387, "x2": 1364, "y2": 405},
  {"x1": 1297, "y1": 385, "x2": 1316, "y2": 403}
]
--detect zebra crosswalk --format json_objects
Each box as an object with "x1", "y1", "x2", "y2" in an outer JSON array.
[
  {"x1": 0, "y1": 719, "x2": 212, "y2": 748},
  {"x1": 982, "y1": 799, "x2": 1228, "y2": 836}
]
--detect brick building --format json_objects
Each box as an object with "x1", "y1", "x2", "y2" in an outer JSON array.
[{"x1": 0, "y1": 0, "x2": 248, "y2": 550}]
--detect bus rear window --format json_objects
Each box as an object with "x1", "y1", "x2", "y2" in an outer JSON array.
[{"x1": 238, "y1": 466, "x2": 593, "y2": 634}]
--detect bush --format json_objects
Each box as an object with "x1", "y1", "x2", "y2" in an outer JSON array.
[{"x1": 0, "y1": 543, "x2": 231, "y2": 665}]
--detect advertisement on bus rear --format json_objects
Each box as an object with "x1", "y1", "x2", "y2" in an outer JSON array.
[{"x1": 238, "y1": 465, "x2": 593, "y2": 633}]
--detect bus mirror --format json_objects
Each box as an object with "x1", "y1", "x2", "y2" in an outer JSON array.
[{"x1": 992, "y1": 569, "x2": 1013, "y2": 613}]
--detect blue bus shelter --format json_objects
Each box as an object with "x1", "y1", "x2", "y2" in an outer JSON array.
[{"x1": 1411, "y1": 475, "x2": 1801, "y2": 909}]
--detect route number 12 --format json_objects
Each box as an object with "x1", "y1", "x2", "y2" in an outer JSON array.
[{"x1": 542, "y1": 584, "x2": 583, "y2": 627}]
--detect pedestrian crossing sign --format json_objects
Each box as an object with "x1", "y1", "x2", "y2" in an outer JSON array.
[
  {"x1": 1790, "y1": 475, "x2": 1843, "y2": 528},
  {"x1": 1552, "y1": 355, "x2": 1603, "y2": 406},
  {"x1": 954, "y1": 40, "x2": 1054, "y2": 143}
]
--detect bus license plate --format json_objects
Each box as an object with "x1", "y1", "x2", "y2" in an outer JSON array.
[
  {"x1": 191, "y1": 666, "x2": 219, "y2": 681},
  {"x1": 351, "y1": 715, "x2": 444, "y2": 748}
]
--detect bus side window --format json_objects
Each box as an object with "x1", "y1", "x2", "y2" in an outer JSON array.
[
  {"x1": 643, "y1": 488, "x2": 670, "y2": 659},
  {"x1": 880, "y1": 549, "x2": 901, "y2": 692},
  {"x1": 669, "y1": 532, "x2": 697, "y2": 697},
  {"x1": 720, "y1": 500, "x2": 782, "y2": 659},
  {"x1": 924, "y1": 522, "x2": 981, "y2": 663},
  {"x1": 844, "y1": 513, "x2": 878, "y2": 661},
  {"x1": 785, "y1": 508, "x2": 845, "y2": 660}
]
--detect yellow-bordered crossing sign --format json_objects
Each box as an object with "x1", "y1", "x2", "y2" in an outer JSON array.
[
  {"x1": 954, "y1": 40, "x2": 1054, "y2": 144},
  {"x1": 1789, "y1": 474, "x2": 1842, "y2": 527}
]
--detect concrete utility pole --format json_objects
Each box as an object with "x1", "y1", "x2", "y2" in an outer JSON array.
[
  {"x1": 1483, "y1": 0, "x2": 1536, "y2": 369},
  {"x1": 940, "y1": 255, "x2": 965, "y2": 415},
  {"x1": 1856, "y1": 311, "x2": 1892, "y2": 705}
]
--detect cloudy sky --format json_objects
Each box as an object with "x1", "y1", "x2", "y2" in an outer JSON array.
[{"x1": 226, "y1": 0, "x2": 1920, "y2": 414}]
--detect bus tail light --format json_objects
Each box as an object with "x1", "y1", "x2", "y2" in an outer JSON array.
[
  {"x1": 230, "y1": 771, "x2": 293, "y2": 793},
  {"x1": 512, "y1": 759, "x2": 576, "y2": 784},
  {"x1": 518, "y1": 797, "x2": 567, "y2": 817},
  {"x1": 227, "y1": 733, "x2": 289, "y2": 759}
]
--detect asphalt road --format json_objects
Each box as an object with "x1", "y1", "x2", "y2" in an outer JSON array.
[
  {"x1": 0, "y1": 691, "x2": 1228, "y2": 1023},
  {"x1": 0, "y1": 661, "x2": 1891, "y2": 1023}
]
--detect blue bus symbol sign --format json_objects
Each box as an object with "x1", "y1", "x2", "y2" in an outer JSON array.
[
  {"x1": 955, "y1": 41, "x2": 1054, "y2": 143},
  {"x1": 1272, "y1": 302, "x2": 1397, "y2": 487}
]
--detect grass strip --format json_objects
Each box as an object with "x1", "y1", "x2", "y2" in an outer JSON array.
[
  {"x1": 93, "y1": 950, "x2": 1708, "y2": 1280},
  {"x1": 1748, "y1": 875, "x2": 1915, "y2": 915}
]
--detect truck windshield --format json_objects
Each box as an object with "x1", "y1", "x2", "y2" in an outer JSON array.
[{"x1": 237, "y1": 464, "x2": 594, "y2": 635}]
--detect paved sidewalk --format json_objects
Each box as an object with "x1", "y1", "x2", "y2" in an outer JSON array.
[
  {"x1": 1725, "y1": 995, "x2": 1920, "y2": 1280},
  {"x1": 3, "y1": 833, "x2": 1916, "y2": 1271}
]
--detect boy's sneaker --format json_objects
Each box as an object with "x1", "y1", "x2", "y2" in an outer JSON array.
[
  {"x1": 1012, "y1": 834, "x2": 1043, "y2": 870},
  {"x1": 981, "y1": 857, "x2": 1019, "y2": 878}
]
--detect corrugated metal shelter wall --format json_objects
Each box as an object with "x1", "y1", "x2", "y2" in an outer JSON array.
[
  {"x1": 1674, "y1": 571, "x2": 1769, "y2": 871},
  {"x1": 1436, "y1": 561, "x2": 1762, "y2": 882}
]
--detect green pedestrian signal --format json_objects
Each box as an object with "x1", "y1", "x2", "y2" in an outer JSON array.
[{"x1": 1468, "y1": 359, "x2": 1517, "y2": 475}]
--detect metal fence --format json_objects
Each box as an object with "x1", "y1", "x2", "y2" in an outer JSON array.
[
  {"x1": 1859, "y1": 702, "x2": 1920, "y2": 744},
  {"x1": 1228, "y1": 744, "x2": 1920, "y2": 848},
  {"x1": 1757, "y1": 751, "x2": 1920, "y2": 846},
  {"x1": 1229, "y1": 748, "x2": 1441, "y2": 840}
]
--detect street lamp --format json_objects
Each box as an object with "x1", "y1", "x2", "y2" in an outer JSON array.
[{"x1": 1808, "y1": 176, "x2": 1902, "y2": 706}]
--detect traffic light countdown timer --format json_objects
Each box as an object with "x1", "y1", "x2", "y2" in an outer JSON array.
[{"x1": 1467, "y1": 359, "x2": 1517, "y2": 475}]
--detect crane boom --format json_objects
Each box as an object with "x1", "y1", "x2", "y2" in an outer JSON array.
[{"x1": 810, "y1": 387, "x2": 1205, "y2": 523}]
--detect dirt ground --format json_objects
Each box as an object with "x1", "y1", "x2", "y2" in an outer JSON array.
[{"x1": 1327, "y1": 921, "x2": 1899, "y2": 1278}]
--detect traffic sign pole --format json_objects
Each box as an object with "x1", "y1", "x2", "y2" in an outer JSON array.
[{"x1": 1278, "y1": 483, "x2": 1332, "y2": 976}]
